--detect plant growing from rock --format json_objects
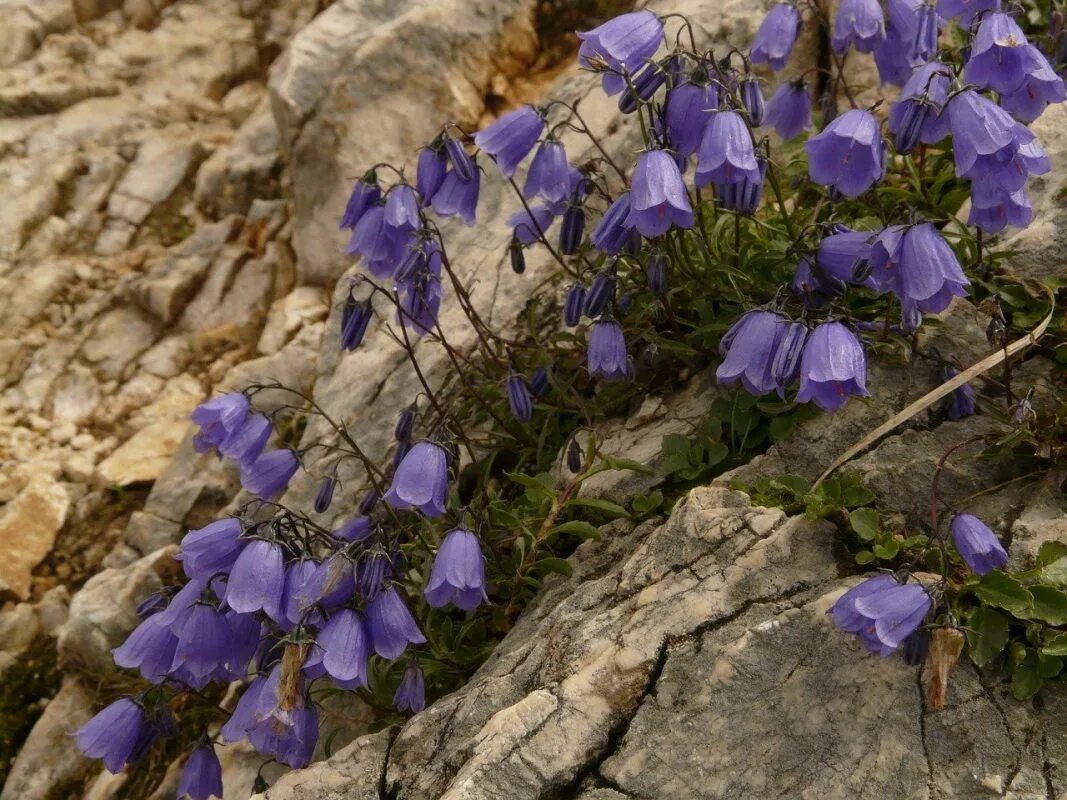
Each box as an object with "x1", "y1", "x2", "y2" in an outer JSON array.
[{"x1": 75, "y1": 1, "x2": 1066, "y2": 795}]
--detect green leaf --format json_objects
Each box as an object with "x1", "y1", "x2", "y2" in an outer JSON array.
[
  {"x1": 1010, "y1": 665, "x2": 1043, "y2": 701},
  {"x1": 855, "y1": 550, "x2": 875, "y2": 565},
  {"x1": 840, "y1": 483, "x2": 877, "y2": 509},
  {"x1": 548, "y1": 520, "x2": 601, "y2": 540},
  {"x1": 873, "y1": 538, "x2": 900, "y2": 560},
  {"x1": 507, "y1": 471, "x2": 555, "y2": 501},
  {"x1": 660, "y1": 434, "x2": 695, "y2": 476},
  {"x1": 973, "y1": 570, "x2": 1034, "y2": 616},
  {"x1": 1041, "y1": 632, "x2": 1067, "y2": 657},
  {"x1": 704, "y1": 440, "x2": 729, "y2": 468},
  {"x1": 966, "y1": 606, "x2": 1009, "y2": 668},
  {"x1": 566, "y1": 496, "x2": 631, "y2": 518},
  {"x1": 1041, "y1": 556, "x2": 1067, "y2": 586},
  {"x1": 1036, "y1": 652, "x2": 1063, "y2": 679},
  {"x1": 537, "y1": 557, "x2": 573, "y2": 578},
  {"x1": 1037, "y1": 541, "x2": 1067, "y2": 568},
  {"x1": 771, "y1": 474, "x2": 810, "y2": 496},
  {"x1": 1023, "y1": 585, "x2": 1067, "y2": 626},
  {"x1": 768, "y1": 414, "x2": 796, "y2": 442},
  {"x1": 599, "y1": 456, "x2": 655, "y2": 475},
  {"x1": 849, "y1": 508, "x2": 879, "y2": 542},
  {"x1": 631, "y1": 490, "x2": 664, "y2": 516}
]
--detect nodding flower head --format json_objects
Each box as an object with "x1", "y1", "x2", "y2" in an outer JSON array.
[
  {"x1": 191, "y1": 392, "x2": 249, "y2": 454},
  {"x1": 240, "y1": 448, "x2": 299, "y2": 501},
  {"x1": 832, "y1": 0, "x2": 885, "y2": 54},
  {"x1": 424, "y1": 527, "x2": 489, "y2": 612},
  {"x1": 716, "y1": 310, "x2": 788, "y2": 396},
  {"x1": 76, "y1": 698, "x2": 151, "y2": 774},
  {"x1": 506, "y1": 373, "x2": 534, "y2": 423},
  {"x1": 696, "y1": 111, "x2": 760, "y2": 188},
  {"x1": 765, "y1": 80, "x2": 812, "y2": 140},
  {"x1": 474, "y1": 105, "x2": 545, "y2": 177},
  {"x1": 431, "y1": 161, "x2": 480, "y2": 226},
  {"x1": 384, "y1": 441, "x2": 450, "y2": 517},
  {"x1": 951, "y1": 514, "x2": 1009, "y2": 575},
  {"x1": 805, "y1": 109, "x2": 884, "y2": 197},
  {"x1": 177, "y1": 744, "x2": 223, "y2": 800},
  {"x1": 225, "y1": 538, "x2": 286, "y2": 622},
  {"x1": 563, "y1": 281, "x2": 587, "y2": 327},
  {"x1": 795, "y1": 321, "x2": 869, "y2": 411},
  {"x1": 740, "y1": 77, "x2": 766, "y2": 126},
  {"x1": 587, "y1": 318, "x2": 630, "y2": 381},
  {"x1": 416, "y1": 145, "x2": 447, "y2": 205},
  {"x1": 340, "y1": 174, "x2": 381, "y2": 230},
  {"x1": 628, "y1": 149, "x2": 694, "y2": 237},
  {"x1": 577, "y1": 11, "x2": 664, "y2": 95},
  {"x1": 749, "y1": 3, "x2": 801, "y2": 70},
  {"x1": 394, "y1": 662, "x2": 426, "y2": 713},
  {"x1": 592, "y1": 192, "x2": 636, "y2": 254},
  {"x1": 524, "y1": 138, "x2": 572, "y2": 205},
  {"x1": 366, "y1": 586, "x2": 427, "y2": 660},
  {"x1": 868, "y1": 222, "x2": 968, "y2": 321},
  {"x1": 830, "y1": 574, "x2": 931, "y2": 654},
  {"x1": 665, "y1": 79, "x2": 718, "y2": 157}
]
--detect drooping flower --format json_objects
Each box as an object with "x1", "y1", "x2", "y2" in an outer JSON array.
[
  {"x1": 816, "y1": 225, "x2": 875, "y2": 286},
  {"x1": 424, "y1": 528, "x2": 488, "y2": 612},
  {"x1": 765, "y1": 79, "x2": 812, "y2": 140},
  {"x1": 833, "y1": 0, "x2": 886, "y2": 53},
  {"x1": 177, "y1": 518, "x2": 245, "y2": 581},
  {"x1": 592, "y1": 193, "x2": 636, "y2": 254},
  {"x1": 587, "y1": 319, "x2": 630, "y2": 381},
  {"x1": 475, "y1": 105, "x2": 546, "y2": 177},
  {"x1": 911, "y1": 1, "x2": 939, "y2": 61},
  {"x1": 578, "y1": 11, "x2": 664, "y2": 95},
  {"x1": 318, "y1": 608, "x2": 371, "y2": 685},
  {"x1": 340, "y1": 175, "x2": 381, "y2": 230},
  {"x1": 805, "y1": 109, "x2": 884, "y2": 197},
  {"x1": 715, "y1": 154, "x2": 767, "y2": 215},
  {"x1": 112, "y1": 612, "x2": 178, "y2": 684},
  {"x1": 384, "y1": 185, "x2": 421, "y2": 232},
  {"x1": 225, "y1": 538, "x2": 285, "y2": 621},
  {"x1": 444, "y1": 137, "x2": 474, "y2": 182},
  {"x1": 506, "y1": 373, "x2": 534, "y2": 423},
  {"x1": 524, "y1": 138, "x2": 572, "y2": 205},
  {"x1": 951, "y1": 514, "x2": 1009, "y2": 575},
  {"x1": 75, "y1": 698, "x2": 149, "y2": 774},
  {"x1": 792, "y1": 255, "x2": 847, "y2": 308},
  {"x1": 177, "y1": 744, "x2": 223, "y2": 800},
  {"x1": 430, "y1": 164, "x2": 480, "y2": 226},
  {"x1": 939, "y1": 367, "x2": 977, "y2": 420},
  {"x1": 281, "y1": 559, "x2": 318, "y2": 627},
  {"x1": 313, "y1": 475, "x2": 336, "y2": 514},
  {"x1": 946, "y1": 90, "x2": 1050, "y2": 189},
  {"x1": 696, "y1": 111, "x2": 760, "y2": 188},
  {"x1": 384, "y1": 441, "x2": 449, "y2": 517},
  {"x1": 240, "y1": 448, "x2": 299, "y2": 500},
  {"x1": 830, "y1": 574, "x2": 931, "y2": 654},
  {"x1": 563, "y1": 282, "x2": 587, "y2": 327},
  {"x1": 956, "y1": 14, "x2": 1066, "y2": 123},
  {"x1": 584, "y1": 270, "x2": 615, "y2": 318},
  {"x1": 740, "y1": 77, "x2": 766, "y2": 126},
  {"x1": 868, "y1": 223, "x2": 969, "y2": 318},
  {"x1": 665, "y1": 80, "x2": 719, "y2": 157},
  {"x1": 366, "y1": 586, "x2": 427, "y2": 660},
  {"x1": 796, "y1": 322, "x2": 869, "y2": 411},
  {"x1": 394, "y1": 662, "x2": 426, "y2": 713},
  {"x1": 248, "y1": 704, "x2": 318, "y2": 769},
  {"x1": 217, "y1": 412, "x2": 272, "y2": 467},
  {"x1": 888, "y1": 61, "x2": 951, "y2": 153},
  {"x1": 344, "y1": 204, "x2": 408, "y2": 277},
  {"x1": 357, "y1": 550, "x2": 393, "y2": 600},
  {"x1": 416, "y1": 145, "x2": 447, "y2": 205},
  {"x1": 874, "y1": 0, "x2": 924, "y2": 86},
  {"x1": 618, "y1": 60, "x2": 670, "y2": 114},
  {"x1": 170, "y1": 602, "x2": 238, "y2": 686},
  {"x1": 335, "y1": 516, "x2": 372, "y2": 543},
  {"x1": 559, "y1": 198, "x2": 586, "y2": 255},
  {"x1": 627, "y1": 149, "x2": 694, "y2": 237},
  {"x1": 716, "y1": 310, "x2": 787, "y2": 396},
  {"x1": 191, "y1": 393, "x2": 249, "y2": 454},
  {"x1": 769, "y1": 320, "x2": 809, "y2": 393},
  {"x1": 750, "y1": 3, "x2": 801, "y2": 70},
  {"x1": 937, "y1": 0, "x2": 997, "y2": 25},
  {"x1": 508, "y1": 203, "x2": 556, "y2": 245},
  {"x1": 967, "y1": 181, "x2": 1033, "y2": 233}
]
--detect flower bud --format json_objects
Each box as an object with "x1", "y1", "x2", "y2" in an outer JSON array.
[
  {"x1": 564, "y1": 282, "x2": 587, "y2": 327},
  {"x1": 646, "y1": 250, "x2": 667, "y2": 295},
  {"x1": 394, "y1": 405, "x2": 417, "y2": 443},
  {"x1": 395, "y1": 246, "x2": 428, "y2": 283},
  {"x1": 740, "y1": 77, "x2": 765, "y2": 126},
  {"x1": 358, "y1": 488, "x2": 380, "y2": 515},
  {"x1": 617, "y1": 292, "x2": 634, "y2": 315},
  {"x1": 619, "y1": 62, "x2": 668, "y2": 114},
  {"x1": 529, "y1": 365, "x2": 550, "y2": 397},
  {"x1": 393, "y1": 439, "x2": 411, "y2": 469},
  {"x1": 566, "y1": 438, "x2": 582, "y2": 473},
  {"x1": 506, "y1": 373, "x2": 534, "y2": 423},
  {"x1": 314, "y1": 475, "x2": 336, "y2": 514},
  {"x1": 445, "y1": 136, "x2": 474, "y2": 182},
  {"x1": 901, "y1": 628, "x2": 929, "y2": 667},
  {"x1": 341, "y1": 298, "x2": 373, "y2": 351},
  {"x1": 894, "y1": 99, "x2": 930, "y2": 155},
  {"x1": 583, "y1": 269, "x2": 616, "y2": 317},
  {"x1": 559, "y1": 201, "x2": 586, "y2": 255},
  {"x1": 509, "y1": 236, "x2": 526, "y2": 274}
]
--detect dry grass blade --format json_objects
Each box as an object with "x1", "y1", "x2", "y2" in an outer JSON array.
[{"x1": 812, "y1": 299, "x2": 1056, "y2": 491}]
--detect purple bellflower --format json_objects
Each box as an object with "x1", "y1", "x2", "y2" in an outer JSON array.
[
  {"x1": 177, "y1": 745, "x2": 223, "y2": 800},
  {"x1": 282, "y1": 559, "x2": 319, "y2": 627},
  {"x1": 592, "y1": 192, "x2": 636, "y2": 254},
  {"x1": 218, "y1": 412, "x2": 272, "y2": 467},
  {"x1": 524, "y1": 138, "x2": 572, "y2": 204},
  {"x1": 424, "y1": 528, "x2": 488, "y2": 612},
  {"x1": 817, "y1": 226, "x2": 875, "y2": 286},
  {"x1": 912, "y1": 1, "x2": 940, "y2": 61},
  {"x1": 384, "y1": 441, "x2": 450, "y2": 517},
  {"x1": 968, "y1": 182, "x2": 1033, "y2": 233},
  {"x1": 831, "y1": 574, "x2": 929, "y2": 655},
  {"x1": 665, "y1": 80, "x2": 719, "y2": 157},
  {"x1": 696, "y1": 111, "x2": 760, "y2": 188},
  {"x1": 506, "y1": 373, "x2": 534, "y2": 423},
  {"x1": 445, "y1": 137, "x2": 474, "y2": 182},
  {"x1": 833, "y1": 0, "x2": 886, "y2": 53},
  {"x1": 416, "y1": 146, "x2": 447, "y2": 205},
  {"x1": 740, "y1": 77, "x2": 766, "y2": 126},
  {"x1": 578, "y1": 11, "x2": 664, "y2": 95},
  {"x1": 940, "y1": 367, "x2": 977, "y2": 420},
  {"x1": 508, "y1": 203, "x2": 556, "y2": 245},
  {"x1": 951, "y1": 514, "x2": 1009, "y2": 575},
  {"x1": 750, "y1": 3, "x2": 801, "y2": 70},
  {"x1": 225, "y1": 538, "x2": 285, "y2": 622},
  {"x1": 475, "y1": 105, "x2": 545, "y2": 177},
  {"x1": 240, "y1": 448, "x2": 299, "y2": 500},
  {"x1": 770, "y1": 321, "x2": 809, "y2": 393},
  {"x1": 796, "y1": 321, "x2": 869, "y2": 411},
  {"x1": 716, "y1": 311, "x2": 787, "y2": 396},
  {"x1": 716, "y1": 155, "x2": 767, "y2": 215},
  {"x1": 319, "y1": 608, "x2": 371, "y2": 685},
  {"x1": 874, "y1": 0, "x2": 923, "y2": 86},
  {"x1": 868, "y1": 223, "x2": 969, "y2": 318},
  {"x1": 937, "y1": 0, "x2": 997, "y2": 24},
  {"x1": 178, "y1": 517, "x2": 245, "y2": 581},
  {"x1": 169, "y1": 602, "x2": 236, "y2": 685},
  {"x1": 366, "y1": 586, "x2": 427, "y2": 660},
  {"x1": 112, "y1": 612, "x2": 178, "y2": 685},
  {"x1": 805, "y1": 109, "x2": 884, "y2": 197},
  {"x1": 588, "y1": 319, "x2": 630, "y2": 381},
  {"x1": 946, "y1": 90, "x2": 1050, "y2": 188},
  {"x1": 384, "y1": 185, "x2": 420, "y2": 232},
  {"x1": 628, "y1": 149, "x2": 694, "y2": 237},
  {"x1": 394, "y1": 662, "x2": 426, "y2": 713},
  {"x1": 75, "y1": 698, "x2": 149, "y2": 774},
  {"x1": 191, "y1": 392, "x2": 249, "y2": 454},
  {"x1": 765, "y1": 79, "x2": 812, "y2": 140},
  {"x1": 888, "y1": 61, "x2": 951, "y2": 152},
  {"x1": 340, "y1": 175, "x2": 381, "y2": 230},
  {"x1": 430, "y1": 164, "x2": 480, "y2": 226}
]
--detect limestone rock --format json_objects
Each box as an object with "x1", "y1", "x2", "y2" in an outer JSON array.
[
  {"x1": 0, "y1": 475, "x2": 70, "y2": 600},
  {"x1": 105, "y1": 134, "x2": 204, "y2": 227},
  {"x1": 257, "y1": 286, "x2": 330, "y2": 355},
  {"x1": 251, "y1": 729, "x2": 394, "y2": 800}
]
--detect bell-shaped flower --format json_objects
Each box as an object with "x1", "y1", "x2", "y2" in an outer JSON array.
[
  {"x1": 830, "y1": 574, "x2": 902, "y2": 655},
  {"x1": 951, "y1": 514, "x2": 1009, "y2": 575},
  {"x1": 424, "y1": 528, "x2": 488, "y2": 612},
  {"x1": 366, "y1": 586, "x2": 426, "y2": 660},
  {"x1": 475, "y1": 105, "x2": 545, "y2": 177},
  {"x1": 578, "y1": 11, "x2": 664, "y2": 95},
  {"x1": 888, "y1": 61, "x2": 951, "y2": 150},
  {"x1": 225, "y1": 538, "x2": 285, "y2": 622},
  {"x1": 805, "y1": 109, "x2": 884, "y2": 197},
  {"x1": 715, "y1": 310, "x2": 787, "y2": 396},
  {"x1": 191, "y1": 392, "x2": 249, "y2": 454},
  {"x1": 394, "y1": 662, "x2": 426, "y2": 713},
  {"x1": 508, "y1": 203, "x2": 556, "y2": 245},
  {"x1": 178, "y1": 518, "x2": 245, "y2": 581},
  {"x1": 170, "y1": 602, "x2": 237, "y2": 684},
  {"x1": 832, "y1": 0, "x2": 885, "y2": 53},
  {"x1": 854, "y1": 582, "x2": 931, "y2": 651},
  {"x1": 750, "y1": 3, "x2": 801, "y2": 70},
  {"x1": 75, "y1": 698, "x2": 149, "y2": 774},
  {"x1": 816, "y1": 225, "x2": 875, "y2": 286},
  {"x1": 796, "y1": 322, "x2": 869, "y2": 411},
  {"x1": 964, "y1": 14, "x2": 1048, "y2": 97},
  {"x1": 587, "y1": 319, "x2": 630, "y2": 381},
  {"x1": 765, "y1": 80, "x2": 812, "y2": 140},
  {"x1": 911, "y1": 1, "x2": 939, "y2": 61},
  {"x1": 416, "y1": 146, "x2": 447, "y2": 205},
  {"x1": 218, "y1": 412, "x2": 272, "y2": 468},
  {"x1": 282, "y1": 559, "x2": 319, "y2": 627},
  {"x1": 968, "y1": 181, "x2": 1033, "y2": 233},
  {"x1": 665, "y1": 80, "x2": 718, "y2": 157},
  {"x1": 340, "y1": 176, "x2": 380, "y2": 230},
  {"x1": 506, "y1": 374, "x2": 534, "y2": 423},
  {"x1": 628, "y1": 149, "x2": 694, "y2": 237},
  {"x1": 384, "y1": 441, "x2": 449, "y2": 517},
  {"x1": 869, "y1": 223, "x2": 969, "y2": 317},
  {"x1": 318, "y1": 608, "x2": 371, "y2": 685},
  {"x1": 240, "y1": 448, "x2": 299, "y2": 500},
  {"x1": 592, "y1": 193, "x2": 636, "y2": 254},
  {"x1": 431, "y1": 164, "x2": 480, "y2": 226},
  {"x1": 177, "y1": 744, "x2": 223, "y2": 800},
  {"x1": 946, "y1": 90, "x2": 1050, "y2": 189},
  {"x1": 770, "y1": 320, "x2": 809, "y2": 393},
  {"x1": 696, "y1": 111, "x2": 760, "y2": 188},
  {"x1": 937, "y1": 0, "x2": 997, "y2": 24},
  {"x1": 112, "y1": 612, "x2": 178, "y2": 684},
  {"x1": 524, "y1": 139, "x2": 571, "y2": 205}
]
